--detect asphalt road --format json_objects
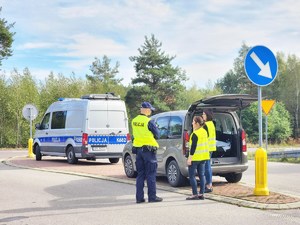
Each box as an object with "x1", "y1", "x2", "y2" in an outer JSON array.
[
  {"x1": 243, "y1": 160, "x2": 300, "y2": 197},
  {"x1": 1, "y1": 150, "x2": 300, "y2": 225}
]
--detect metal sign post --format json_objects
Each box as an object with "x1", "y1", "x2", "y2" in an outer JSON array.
[
  {"x1": 258, "y1": 87, "x2": 263, "y2": 147},
  {"x1": 22, "y1": 104, "x2": 38, "y2": 158},
  {"x1": 244, "y1": 45, "x2": 278, "y2": 196},
  {"x1": 261, "y1": 99, "x2": 276, "y2": 151},
  {"x1": 266, "y1": 115, "x2": 268, "y2": 150}
]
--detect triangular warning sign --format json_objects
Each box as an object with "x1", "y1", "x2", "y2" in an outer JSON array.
[{"x1": 262, "y1": 100, "x2": 275, "y2": 115}]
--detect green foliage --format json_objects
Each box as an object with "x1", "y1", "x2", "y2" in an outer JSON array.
[
  {"x1": 216, "y1": 43, "x2": 257, "y2": 95},
  {"x1": 242, "y1": 102, "x2": 292, "y2": 143},
  {"x1": 86, "y1": 55, "x2": 124, "y2": 94},
  {"x1": 177, "y1": 82, "x2": 221, "y2": 110},
  {"x1": 0, "y1": 73, "x2": 9, "y2": 146},
  {"x1": 126, "y1": 34, "x2": 187, "y2": 118},
  {"x1": 217, "y1": 43, "x2": 299, "y2": 139},
  {"x1": 38, "y1": 72, "x2": 87, "y2": 116},
  {"x1": 5, "y1": 68, "x2": 39, "y2": 147},
  {"x1": 0, "y1": 7, "x2": 15, "y2": 66},
  {"x1": 276, "y1": 54, "x2": 300, "y2": 138}
]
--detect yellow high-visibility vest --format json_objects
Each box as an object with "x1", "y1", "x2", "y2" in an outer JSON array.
[
  {"x1": 206, "y1": 121, "x2": 216, "y2": 152},
  {"x1": 189, "y1": 127, "x2": 210, "y2": 161},
  {"x1": 132, "y1": 115, "x2": 159, "y2": 147}
]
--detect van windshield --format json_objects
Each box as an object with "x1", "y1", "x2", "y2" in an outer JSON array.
[{"x1": 89, "y1": 110, "x2": 126, "y2": 129}]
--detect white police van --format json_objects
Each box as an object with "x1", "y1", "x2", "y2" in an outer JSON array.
[{"x1": 33, "y1": 93, "x2": 129, "y2": 164}]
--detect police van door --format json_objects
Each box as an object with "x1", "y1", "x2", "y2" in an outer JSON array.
[
  {"x1": 106, "y1": 100, "x2": 128, "y2": 154},
  {"x1": 87, "y1": 101, "x2": 128, "y2": 155}
]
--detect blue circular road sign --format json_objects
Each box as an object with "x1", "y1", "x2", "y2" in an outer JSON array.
[{"x1": 244, "y1": 45, "x2": 278, "y2": 86}]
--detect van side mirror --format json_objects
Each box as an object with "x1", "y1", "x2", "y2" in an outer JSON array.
[{"x1": 35, "y1": 123, "x2": 41, "y2": 130}]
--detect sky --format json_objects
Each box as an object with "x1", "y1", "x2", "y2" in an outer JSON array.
[{"x1": 1, "y1": 0, "x2": 300, "y2": 88}]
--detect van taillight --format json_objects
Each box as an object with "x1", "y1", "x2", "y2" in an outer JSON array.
[
  {"x1": 182, "y1": 131, "x2": 190, "y2": 156},
  {"x1": 82, "y1": 133, "x2": 88, "y2": 145},
  {"x1": 241, "y1": 129, "x2": 247, "y2": 152},
  {"x1": 126, "y1": 133, "x2": 131, "y2": 141}
]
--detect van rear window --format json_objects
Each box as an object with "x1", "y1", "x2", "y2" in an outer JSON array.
[
  {"x1": 88, "y1": 110, "x2": 126, "y2": 129},
  {"x1": 108, "y1": 111, "x2": 127, "y2": 128}
]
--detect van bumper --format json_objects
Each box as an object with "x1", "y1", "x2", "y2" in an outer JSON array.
[
  {"x1": 81, "y1": 148, "x2": 122, "y2": 159},
  {"x1": 212, "y1": 163, "x2": 248, "y2": 175}
]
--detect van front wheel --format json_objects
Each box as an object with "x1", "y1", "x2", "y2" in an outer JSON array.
[
  {"x1": 35, "y1": 145, "x2": 42, "y2": 161},
  {"x1": 66, "y1": 146, "x2": 78, "y2": 164}
]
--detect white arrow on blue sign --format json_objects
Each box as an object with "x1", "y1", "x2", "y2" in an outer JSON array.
[{"x1": 244, "y1": 45, "x2": 278, "y2": 86}]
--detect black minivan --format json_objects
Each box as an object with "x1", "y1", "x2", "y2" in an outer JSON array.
[{"x1": 122, "y1": 94, "x2": 257, "y2": 187}]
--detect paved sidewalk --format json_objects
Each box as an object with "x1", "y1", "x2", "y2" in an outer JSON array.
[{"x1": 4, "y1": 156, "x2": 300, "y2": 210}]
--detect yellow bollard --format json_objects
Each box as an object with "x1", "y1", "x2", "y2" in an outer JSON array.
[
  {"x1": 254, "y1": 147, "x2": 269, "y2": 196},
  {"x1": 28, "y1": 138, "x2": 34, "y2": 158}
]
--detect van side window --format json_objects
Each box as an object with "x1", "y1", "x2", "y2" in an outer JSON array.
[
  {"x1": 40, "y1": 113, "x2": 50, "y2": 130},
  {"x1": 215, "y1": 118, "x2": 223, "y2": 133},
  {"x1": 169, "y1": 116, "x2": 182, "y2": 137},
  {"x1": 156, "y1": 116, "x2": 170, "y2": 139},
  {"x1": 51, "y1": 111, "x2": 67, "y2": 129}
]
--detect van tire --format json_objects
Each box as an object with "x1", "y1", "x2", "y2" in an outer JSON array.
[
  {"x1": 167, "y1": 160, "x2": 186, "y2": 187},
  {"x1": 66, "y1": 146, "x2": 78, "y2": 164},
  {"x1": 109, "y1": 158, "x2": 119, "y2": 164},
  {"x1": 225, "y1": 172, "x2": 242, "y2": 183},
  {"x1": 35, "y1": 145, "x2": 42, "y2": 161},
  {"x1": 124, "y1": 155, "x2": 137, "y2": 178}
]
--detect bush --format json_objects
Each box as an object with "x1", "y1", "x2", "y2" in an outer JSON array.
[{"x1": 242, "y1": 102, "x2": 292, "y2": 143}]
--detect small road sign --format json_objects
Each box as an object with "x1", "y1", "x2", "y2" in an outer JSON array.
[
  {"x1": 22, "y1": 104, "x2": 38, "y2": 121},
  {"x1": 262, "y1": 100, "x2": 275, "y2": 115}
]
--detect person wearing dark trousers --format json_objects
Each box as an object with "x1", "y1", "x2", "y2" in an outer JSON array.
[
  {"x1": 203, "y1": 109, "x2": 216, "y2": 193},
  {"x1": 132, "y1": 102, "x2": 163, "y2": 203},
  {"x1": 186, "y1": 115, "x2": 210, "y2": 200}
]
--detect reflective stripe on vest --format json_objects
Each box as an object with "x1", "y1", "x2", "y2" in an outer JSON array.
[
  {"x1": 206, "y1": 121, "x2": 216, "y2": 152},
  {"x1": 189, "y1": 127, "x2": 210, "y2": 161},
  {"x1": 132, "y1": 115, "x2": 159, "y2": 147}
]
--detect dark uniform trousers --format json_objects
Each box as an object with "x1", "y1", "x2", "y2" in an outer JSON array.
[{"x1": 135, "y1": 147, "x2": 158, "y2": 202}]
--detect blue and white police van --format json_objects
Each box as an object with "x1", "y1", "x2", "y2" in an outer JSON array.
[{"x1": 33, "y1": 93, "x2": 129, "y2": 164}]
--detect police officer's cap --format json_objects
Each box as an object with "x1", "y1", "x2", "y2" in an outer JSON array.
[{"x1": 141, "y1": 102, "x2": 155, "y2": 111}]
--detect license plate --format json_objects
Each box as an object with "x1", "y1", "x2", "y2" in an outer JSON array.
[{"x1": 92, "y1": 146, "x2": 107, "y2": 151}]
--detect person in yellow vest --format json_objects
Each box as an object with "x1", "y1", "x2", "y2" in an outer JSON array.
[
  {"x1": 132, "y1": 102, "x2": 163, "y2": 203},
  {"x1": 203, "y1": 109, "x2": 216, "y2": 193},
  {"x1": 186, "y1": 115, "x2": 210, "y2": 200}
]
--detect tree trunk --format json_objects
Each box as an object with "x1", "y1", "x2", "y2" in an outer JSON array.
[{"x1": 295, "y1": 82, "x2": 299, "y2": 138}]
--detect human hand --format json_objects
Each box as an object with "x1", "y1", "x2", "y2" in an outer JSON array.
[{"x1": 187, "y1": 158, "x2": 192, "y2": 166}]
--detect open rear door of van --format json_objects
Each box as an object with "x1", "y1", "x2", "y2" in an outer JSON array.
[
  {"x1": 189, "y1": 94, "x2": 257, "y2": 112},
  {"x1": 187, "y1": 94, "x2": 257, "y2": 171}
]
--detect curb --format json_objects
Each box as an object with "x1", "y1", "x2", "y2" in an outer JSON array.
[{"x1": 3, "y1": 158, "x2": 300, "y2": 210}]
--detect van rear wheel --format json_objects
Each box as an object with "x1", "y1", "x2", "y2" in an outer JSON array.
[
  {"x1": 66, "y1": 146, "x2": 78, "y2": 164},
  {"x1": 109, "y1": 158, "x2": 119, "y2": 164},
  {"x1": 225, "y1": 172, "x2": 242, "y2": 183},
  {"x1": 167, "y1": 160, "x2": 186, "y2": 187}
]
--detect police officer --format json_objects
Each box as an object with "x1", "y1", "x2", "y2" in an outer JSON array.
[
  {"x1": 203, "y1": 109, "x2": 216, "y2": 193},
  {"x1": 132, "y1": 102, "x2": 163, "y2": 203}
]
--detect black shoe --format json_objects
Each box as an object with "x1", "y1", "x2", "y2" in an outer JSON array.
[
  {"x1": 186, "y1": 195, "x2": 199, "y2": 200},
  {"x1": 136, "y1": 199, "x2": 145, "y2": 204},
  {"x1": 149, "y1": 196, "x2": 163, "y2": 203},
  {"x1": 198, "y1": 195, "x2": 205, "y2": 200},
  {"x1": 205, "y1": 187, "x2": 213, "y2": 193}
]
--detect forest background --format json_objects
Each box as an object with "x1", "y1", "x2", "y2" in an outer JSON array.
[{"x1": 0, "y1": 11, "x2": 299, "y2": 148}]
